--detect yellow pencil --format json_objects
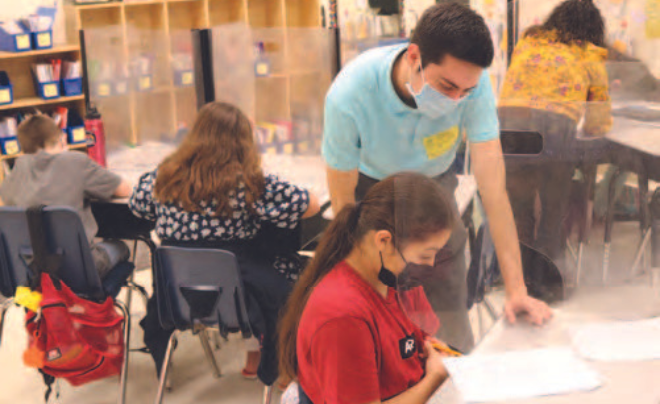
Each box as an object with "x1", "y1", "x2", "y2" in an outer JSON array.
[{"x1": 431, "y1": 341, "x2": 463, "y2": 357}]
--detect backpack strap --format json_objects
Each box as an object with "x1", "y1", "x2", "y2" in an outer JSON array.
[{"x1": 26, "y1": 206, "x2": 63, "y2": 289}]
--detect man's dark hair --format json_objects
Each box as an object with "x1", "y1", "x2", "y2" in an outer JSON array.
[
  {"x1": 411, "y1": 2, "x2": 494, "y2": 68},
  {"x1": 529, "y1": 0, "x2": 605, "y2": 47}
]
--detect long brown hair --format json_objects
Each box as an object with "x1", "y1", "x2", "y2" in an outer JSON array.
[
  {"x1": 278, "y1": 172, "x2": 456, "y2": 380},
  {"x1": 155, "y1": 102, "x2": 264, "y2": 215}
]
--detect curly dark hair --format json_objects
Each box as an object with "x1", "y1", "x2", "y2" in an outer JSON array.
[{"x1": 527, "y1": 0, "x2": 605, "y2": 47}]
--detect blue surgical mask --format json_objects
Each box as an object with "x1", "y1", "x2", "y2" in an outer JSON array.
[{"x1": 405, "y1": 60, "x2": 466, "y2": 118}]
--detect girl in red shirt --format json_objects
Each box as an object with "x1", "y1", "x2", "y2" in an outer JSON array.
[{"x1": 279, "y1": 172, "x2": 455, "y2": 404}]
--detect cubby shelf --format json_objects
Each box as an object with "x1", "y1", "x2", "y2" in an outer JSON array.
[{"x1": 66, "y1": 0, "x2": 323, "y2": 149}]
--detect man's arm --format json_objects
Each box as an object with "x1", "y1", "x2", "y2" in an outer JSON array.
[
  {"x1": 471, "y1": 138, "x2": 552, "y2": 325},
  {"x1": 327, "y1": 167, "x2": 359, "y2": 214}
]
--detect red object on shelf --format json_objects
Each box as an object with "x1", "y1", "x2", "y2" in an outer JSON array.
[{"x1": 85, "y1": 105, "x2": 106, "y2": 167}]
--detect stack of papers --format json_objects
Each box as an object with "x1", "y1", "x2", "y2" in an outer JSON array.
[
  {"x1": 442, "y1": 347, "x2": 602, "y2": 403},
  {"x1": 571, "y1": 317, "x2": 660, "y2": 361}
]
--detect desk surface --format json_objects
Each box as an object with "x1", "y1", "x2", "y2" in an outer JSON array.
[
  {"x1": 107, "y1": 142, "x2": 477, "y2": 215},
  {"x1": 431, "y1": 284, "x2": 660, "y2": 404},
  {"x1": 606, "y1": 118, "x2": 660, "y2": 157}
]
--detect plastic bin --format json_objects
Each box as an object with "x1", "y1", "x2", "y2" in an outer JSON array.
[
  {"x1": 30, "y1": 30, "x2": 53, "y2": 50},
  {"x1": 61, "y1": 77, "x2": 82, "y2": 96},
  {"x1": 0, "y1": 136, "x2": 20, "y2": 155},
  {"x1": 0, "y1": 72, "x2": 13, "y2": 106},
  {"x1": 0, "y1": 29, "x2": 31, "y2": 52}
]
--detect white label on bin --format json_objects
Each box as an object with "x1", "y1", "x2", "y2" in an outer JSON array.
[
  {"x1": 139, "y1": 76, "x2": 152, "y2": 90},
  {"x1": 283, "y1": 143, "x2": 294, "y2": 154},
  {"x1": 182, "y1": 72, "x2": 193, "y2": 85},
  {"x1": 0, "y1": 89, "x2": 10, "y2": 103},
  {"x1": 266, "y1": 146, "x2": 277, "y2": 154},
  {"x1": 43, "y1": 84, "x2": 58, "y2": 98},
  {"x1": 16, "y1": 35, "x2": 30, "y2": 50},
  {"x1": 37, "y1": 32, "x2": 51, "y2": 48},
  {"x1": 4, "y1": 140, "x2": 19, "y2": 155},
  {"x1": 256, "y1": 63, "x2": 269, "y2": 76},
  {"x1": 98, "y1": 83, "x2": 111, "y2": 97},
  {"x1": 298, "y1": 141, "x2": 309, "y2": 153},
  {"x1": 115, "y1": 82, "x2": 127, "y2": 94},
  {"x1": 72, "y1": 128, "x2": 86, "y2": 143}
]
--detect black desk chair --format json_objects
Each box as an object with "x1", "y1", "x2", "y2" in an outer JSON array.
[
  {"x1": 152, "y1": 246, "x2": 272, "y2": 404},
  {"x1": 0, "y1": 206, "x2": 137, "y2": 404}
]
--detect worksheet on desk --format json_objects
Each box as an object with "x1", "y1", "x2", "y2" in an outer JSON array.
[
  {"x1": 442, "y1": 347, "x2": 602, "y2": 403},
  {"x1": 571, "y1": 317, "x2": 660, "y2": 361}
]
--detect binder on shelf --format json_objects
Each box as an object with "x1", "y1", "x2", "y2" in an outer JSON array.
[
  {"x1": 0, "y1": 72, "x2": 13, "y2": 106},
  {"x1": 30, "y1": 30, "x2": 53, "y2": 50},
  {"x1": 0, "y1": 28, "x2": 31, "y2": 52},
  {"x1": 61, "y1": 77, "x2": 83, "y2": 96},
  {"x1": 0, "y1": 116, "x2": 20, "y2": 155},
  {"x1": 66, "y1": 109, "x2": 86, "y2": 146}
]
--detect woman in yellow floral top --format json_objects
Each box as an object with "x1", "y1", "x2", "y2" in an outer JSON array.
[{"x1": 499, "y1": 0, "x2": 611, "y2": 274}]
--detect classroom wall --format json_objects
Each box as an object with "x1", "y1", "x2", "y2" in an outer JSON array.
[{"x1": 0, "y1": 0, "x2": 66, "y2": 45}]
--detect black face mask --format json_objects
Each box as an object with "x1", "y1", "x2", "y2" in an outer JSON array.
[{"x1": 378, "y1": 249, "x2": 408, "y2": 288}]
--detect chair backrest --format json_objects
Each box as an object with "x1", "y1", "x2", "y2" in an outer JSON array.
[
  {"x1": 0, "y1": 207, "x2": 32, "y2": 297},
  {"x1": 154, "y1": 246, "x2": 252, "y2": 338},
  {"x1": 500, "y1": 130, "x2": 544, "y2": 156},
  {"x1": 466, "y1": 221, "x2": 496, "y2": 310},
  {"x1": 40, "y1": 206, "x2": 105, "y2": 300}
]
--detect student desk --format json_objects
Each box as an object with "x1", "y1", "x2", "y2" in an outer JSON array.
[
  {"x1": 430, "y1": 283, "x2": 660, "y2": 404},
  {"x1": 601, "y1": 118, "x2": 660, "y2": 282}
]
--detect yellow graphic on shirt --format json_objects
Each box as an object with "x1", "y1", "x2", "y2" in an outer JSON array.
[{"x1": 423, "y1": 126, "x2": 459, "y2": 160}]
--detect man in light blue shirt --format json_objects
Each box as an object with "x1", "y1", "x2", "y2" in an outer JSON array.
[{"x1": 323, "y1": 3, "x2": 552, "y2": 352}]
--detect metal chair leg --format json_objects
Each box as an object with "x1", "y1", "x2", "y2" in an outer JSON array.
[
  {"x1": 155, "y1": 332, "x2": 178, "y2": 404},
  {"x1": 263, "y1": 385, "x2": 273, "y2": 404},
  {"x1": 198, "y1": 328, "x2": 221, "y2": 378},
  {"x1": 631, "y1": 228, "x2": 653, "y2": 278},
  {"x1": 116, "y1": 301, "x2": 131, "y2": 404},
  {"x1": 576, "y1": 242, "x2": 584, "y2": 286},
  {"x1": 483, "y1": 297, "x2": 498, "y2": 322},
  {"x1": 0, "y1": 298, "x2": 12, "y2": 348}
]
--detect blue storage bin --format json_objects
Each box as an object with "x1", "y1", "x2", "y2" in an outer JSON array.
[
  {"x1": 136, "y1": 74, "x2": 153, "y2": 92},
  {"x1": 61, "y1": 77, "x2": 82, "y2": 96},
  {"x1": 0, "y1": 136, "x2": 20, "y2": 155},
  {"x1": 174, "y1": 70, "x2": 194, "y2": 87},
  {"x1": 66, "y1": 125, "x2": 87, "y2": 145},
  {"x1": 36, "y1": 80, "x2": 60, "y2": 100},
  {"x1": 0, "y1": 29, "x2": 31, "y2": 52},
  {"x1": 0, "y1": 71, "x2": 13, "y2": 106},
  {"x1": 31, "y1": 30, "x2": 53, "y2": 50}
]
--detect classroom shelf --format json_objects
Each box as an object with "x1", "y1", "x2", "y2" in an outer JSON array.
[
  {"x1": 0, "y1": 95, "x2": 85, "y2": 112},
  {"x1": 69, "y1": 0, "x2": 324, "y2": 150},
  {"x1": 0, "y1": 143, "x2": 87, "y2": 162},
  {"x1": 0, "y1": 44, "x2": 80, "y2": 60}
]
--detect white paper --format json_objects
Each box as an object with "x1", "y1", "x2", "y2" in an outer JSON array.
[
  {"x1": 443, "y1": 347, "x2": 602, "y2": 403},
  {"x1": 571, "y1": 317, "x2": 660, "y2": 362}
]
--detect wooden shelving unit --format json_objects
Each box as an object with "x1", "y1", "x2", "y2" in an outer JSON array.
[
  {"x1": 65, "y1": 0, "x2": 324, "y2": 152},
  {"x1": 0, "y1": 43, "x2": 86, "y2": 181}
]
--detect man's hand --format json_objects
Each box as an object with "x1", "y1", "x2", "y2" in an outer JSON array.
[{"x1": 504, "y1": 293, "x2": 553, "y2": 325}]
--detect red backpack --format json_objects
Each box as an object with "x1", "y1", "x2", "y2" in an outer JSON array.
[
  {"x1": 21, "y1": 207, "x2": 125, "y2": 400},
  {"x1": 24, "y1": 274, "x2": 124, "y2": 386}
]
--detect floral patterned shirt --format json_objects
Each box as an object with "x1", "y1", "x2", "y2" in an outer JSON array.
[
  {"x1": 499, "y1": 30, "x2": 612, "y2": 136},
  {"x1": 129, "y1": 170, "x2": 310, "y2": 280}
]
